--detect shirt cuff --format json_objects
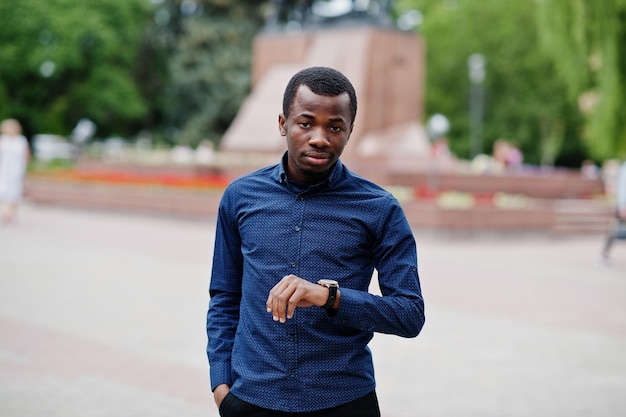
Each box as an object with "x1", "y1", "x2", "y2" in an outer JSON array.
[
  {"x1": 210, "y1": 361, "x2": 233, "y2": 391},
  {"x1": 331, "y1": 288, "x2": 370, "y2": 329}
]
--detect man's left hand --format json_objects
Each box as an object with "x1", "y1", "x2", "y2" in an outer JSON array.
[{"x1": 266, "y1": 275, "x2": 328, "y2": 323}]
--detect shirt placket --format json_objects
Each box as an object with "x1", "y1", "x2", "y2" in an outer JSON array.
[{"x1": 284, "y1": 191, "x2": 306, "y2": 398}]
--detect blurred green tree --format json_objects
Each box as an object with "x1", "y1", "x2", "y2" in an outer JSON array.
[
  {"x1": 395, "y1": 0, "x2": 586, "y2": 166},
  {"x1": 536, "y1": 0, "x2": 626, "y2": 160},
  {"x1": 161, "y1": 0, "x2": 267, "y2": 148},
  {"x1": 0, "y1": 0, "x2": 160, "y2": 138}
]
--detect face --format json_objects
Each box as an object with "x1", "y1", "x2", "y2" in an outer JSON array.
[
  {"x1": 1, "y1": 120, "x2": 21, "y2": 136},
  {"x1": 279, "y1": 85, "x2": 354, "y2": 183}
]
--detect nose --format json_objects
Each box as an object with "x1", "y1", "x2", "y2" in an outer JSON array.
[{"x1": 308, "y1": 127, "x2": 330, "y2": 148}]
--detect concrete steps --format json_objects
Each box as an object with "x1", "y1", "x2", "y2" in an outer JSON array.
[
  {"x1": 24, "y1": 177, "x2": 615, "y2": 237},
  {"x1": 551, "y1": 199, "x2": 614, "y2": 236}
]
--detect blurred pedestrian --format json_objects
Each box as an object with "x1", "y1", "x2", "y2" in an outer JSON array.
[
  {"x1": 206, "y1": 66, "x2": 425, "y2": 417},
  {"x1": 0, "y1": 118, "x2": 30, "y2": 223},
  {"x1": 505, "y1": 142, "x2": 523, "y2": 172},
  {"x1": 492, "y1": 139, "x2": 510, "y2": 172},
  {"x1": 600, "y1": 159, "x2": 626, "y2": 263},
  {"x1": 580, "y1": 159, "x2": 600, "y2": 180},
  {"x1": 493, "y1": 139, "x2": 523, "y2": 173}
]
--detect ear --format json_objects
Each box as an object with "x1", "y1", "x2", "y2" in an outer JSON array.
[{"x1": 278, "y1": 114, "x2": 286, "y2": 136}]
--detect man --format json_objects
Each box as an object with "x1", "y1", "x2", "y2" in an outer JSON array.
[
  {"x1": 0, "y1": 118, "x2": 30, "y2": 223},
  {"x1": 601, "y1": 159, "x2": 626, "y2": 262},
  {"x1": 207, "y1": 66, "x2": 425, "y2": 416}
]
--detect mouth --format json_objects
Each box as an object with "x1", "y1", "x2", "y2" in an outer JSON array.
[{"x1": 303, "y1": 152, "x2": 331, "y2": 166}]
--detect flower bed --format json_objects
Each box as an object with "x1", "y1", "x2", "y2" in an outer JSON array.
[
  {"x1": 28, "y1": 168, "x2": 542, "y2": 210},
  {"x1": 28, "y1": 168, "x2": 231, "y2": 192}
]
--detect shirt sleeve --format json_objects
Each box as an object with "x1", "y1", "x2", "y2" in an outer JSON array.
[
  {"x1": 332, "y1": 198, "x2": 425, "y2": 338},
  {"x1": 206, "y1": 187, "x2": 243, "y2": 390}
]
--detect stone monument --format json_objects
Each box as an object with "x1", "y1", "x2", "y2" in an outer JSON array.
[{"x1": 220, "y1": 0, "x2": 429, "y2": 182}]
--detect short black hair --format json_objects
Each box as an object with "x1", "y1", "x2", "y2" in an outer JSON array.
[{"x1": 282, "y1": 66, "x2": 357, "y2": 125}]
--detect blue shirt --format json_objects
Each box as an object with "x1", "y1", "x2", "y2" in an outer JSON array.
[{"x1": 206, "y1": 155, "x2": 425, "y2": 412}]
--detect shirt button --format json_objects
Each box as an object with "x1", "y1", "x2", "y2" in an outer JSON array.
[
  {"x1": 294, "y1": 226, "x2": 300, "y2": 232},
  {"x1": 290, "y1": 262, "x2": 296, "y2": 268},
  {"x1": 290, "y1": 373, "x2": 295, "y2": 378}
]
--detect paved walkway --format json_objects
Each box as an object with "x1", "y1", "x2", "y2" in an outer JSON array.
[{"x1": 1, "y1": 203, "x2": 625, "y2": 417}]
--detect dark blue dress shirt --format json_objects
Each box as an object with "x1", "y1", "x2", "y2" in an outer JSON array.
[{"x1": 207, "y1": 155, "x2": 425, "y2": 412}]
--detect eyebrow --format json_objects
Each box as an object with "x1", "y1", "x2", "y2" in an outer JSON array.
[{"x1": 296, "y1": 112, "x2": 347, "y2": 124}]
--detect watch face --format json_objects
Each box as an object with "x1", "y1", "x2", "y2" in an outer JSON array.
[{"x1": 318, "y1": 279, "x2": 339, "y2": 287}]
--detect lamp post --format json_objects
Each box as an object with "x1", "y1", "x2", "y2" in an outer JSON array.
[
  {"x1": 467, "y1": 53, "x2": 486, "y2": 159},
  {"x1": 426, "y1": 113, "x2": 450, "y2": 192}
]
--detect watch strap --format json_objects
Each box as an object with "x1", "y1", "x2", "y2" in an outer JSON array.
[{"x1": 322, "y1": 284, "x2": 337, "y2": 309}]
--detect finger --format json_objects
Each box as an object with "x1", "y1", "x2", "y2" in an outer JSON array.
[
  {"x1": 267, "y1": 285, "x2": 283, "y2": 321},
  {"x1": 266, "y1": 275, "x2": 287, "y2": 310},
  {"x1": 277, "y1": 275, "x2": 303, "y2": 322},
  {"x1": 286, "y1": 289, "x2": 301, "y2": 319},
  {"x1": 286, "y1": 283, "x2": 310, "y2": 319},
  {"x1": 276, "y1": 285, "x2": 293, "y2": 323},
  {"x1": 266, "y1": 285, "x2": 278, "y2": 314},
  {"x1": 266, "y1": 276, "x2": 291, "y2": 321}
]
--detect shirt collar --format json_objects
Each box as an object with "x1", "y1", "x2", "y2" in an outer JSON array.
[{"x1": 276, "y1": 151, "x2": 343, "y2": 188}]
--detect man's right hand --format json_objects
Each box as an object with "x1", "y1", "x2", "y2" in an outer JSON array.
[{"x1": 213, "y1": 384, "x2": 230, "y2": 407}]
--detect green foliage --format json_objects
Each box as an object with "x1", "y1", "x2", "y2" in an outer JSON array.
[
  {"x1": 0, "y1": 0, "x2": 155, "y2": 137},
  {"x1": 536, "y1": 0, "x2": 626, "y2": 160},
  {"x1": 7, "y1": 0, "x2": 614, "y2": 167},
  {"x1": 0, "y1": 0, "x2": 268, "y2": 145},
  {"x1": 162, "y1": 0, "x2": 266, "y2": 147},
  {"x1": 395, "y1": 0, "x2": 586, "y2": 166}
]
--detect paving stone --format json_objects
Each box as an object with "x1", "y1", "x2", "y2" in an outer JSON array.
[{"x1": 1, "y1": 203, "x2": 625, "y2": 417}]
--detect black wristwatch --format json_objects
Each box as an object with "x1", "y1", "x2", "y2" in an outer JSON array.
[{"x1": 317, "y1": 279, "x2": 339, "y2": 309}]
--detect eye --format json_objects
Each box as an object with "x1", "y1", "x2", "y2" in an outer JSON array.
[
  {"x1": 298, "y1": 122, "x2": 311, "y2": 128},
  {"x1": 329, "y1": 126, "x2": 343, "y2": 133}
]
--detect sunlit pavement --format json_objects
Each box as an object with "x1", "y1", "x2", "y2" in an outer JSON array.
[{"x1": 1, "y1": 202, "x2": 625, "y2": 417}]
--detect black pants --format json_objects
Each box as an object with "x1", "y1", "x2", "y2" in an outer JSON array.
[{"x1": 219, "y1": 390, "x2": 381, "y2": 417}]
